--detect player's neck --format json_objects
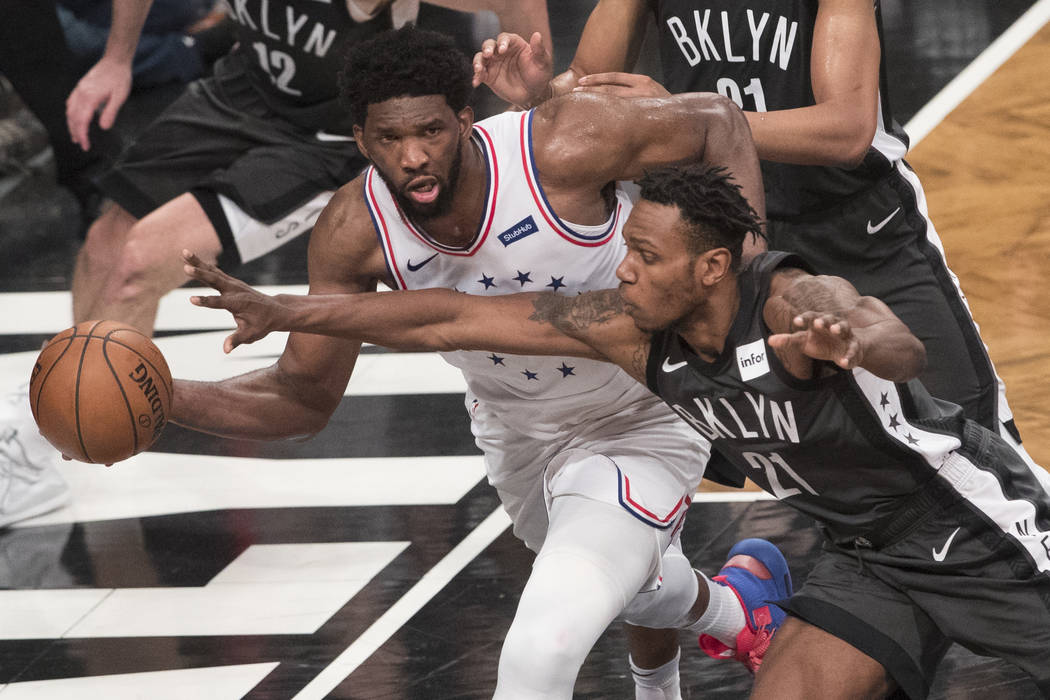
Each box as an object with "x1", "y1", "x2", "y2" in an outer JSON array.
[
  {"x1": 409, "y1": 140, "x2": 488, "y2": 249},
  {"x1": 677, "y1": 281, "x2": 740, "y2": 361}
]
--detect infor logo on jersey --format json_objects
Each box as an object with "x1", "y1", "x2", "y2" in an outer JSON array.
[
  {"x1": 736, "y1": 339, "x2": 769, "y2": 381},
  {"x1": 498, "y1": 216, "x2": 539, "y2": 246}
]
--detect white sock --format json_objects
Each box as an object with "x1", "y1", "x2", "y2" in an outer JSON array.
[
  {"x1": 686, "y1": 572, "x2": 745, "y2": 646},
  {"x1": 630, "y1": 648, "x2": 682, "y2": 700}
]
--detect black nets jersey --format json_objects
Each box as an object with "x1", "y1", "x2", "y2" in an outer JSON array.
[
  {"x1": 649, "y1": 0, "x2": 910, "y2": 217},
  {"x1": 216, "y1": 0, "x2": 392, "y2": 132},
  {"x1": 646, "y1": 252, "x2": 974, "y2": 539}
]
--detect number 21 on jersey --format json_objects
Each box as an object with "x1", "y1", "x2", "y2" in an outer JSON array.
[{"x1": 716, "y1": 77, "x2": 767, "y2": 112}]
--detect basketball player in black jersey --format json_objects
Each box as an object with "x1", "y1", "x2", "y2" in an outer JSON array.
[
  {"x1": 473, "y1": 0, "x2": 1041, "y2": 484},
  {"x1": 184, "y1": 163, "x2": 1050, "y2": 699}
]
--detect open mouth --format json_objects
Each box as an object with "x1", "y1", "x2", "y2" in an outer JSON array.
[{"x1": 405, "y1": 177, "x2": 440, "y2": 205}]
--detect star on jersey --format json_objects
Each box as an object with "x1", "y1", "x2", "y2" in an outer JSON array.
[
  {"x1": 488, "y1": 354, "x2": 505, "y2": 366},
  {"x1": 905, "y1": 432, "x2": 920, "y2": 445},
  {"x1": 522, "y1": 369, "x2": 539, "y2": 381},
  {"x1": 880, "y1": 392, "x2": 890, "y2": 409},
  {"x1": 513, "y1": 270, "x2": 533, "y2": 287},
  {"x1": 887, "y1": 413, "x2": 901, "y2": 431},
  {"x1": 557, "y1": 363, "x2": 575, "y2": 377},
  {"x1": 478, "y1": 274, "x2": 497, "y2": 290},
  {"x1": 546, "y1": 276, "x2": 566, "y2": 291}
]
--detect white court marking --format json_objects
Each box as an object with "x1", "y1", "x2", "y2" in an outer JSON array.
[
  {"x1": 0, "y1": 542, "x2": 408, "y2": 639},
  {"x1": 0, "y1": 663, "x2": 279, "y2": 699},
  {"x1": 293, "y1": 507, "x2": 512, "y2": 700},
  {"x1": 903, "y1": 0, "x2": 1050, "y2": 146},
  {"x1": 15, "y1": 453, "x2": 487, "y2": 527}
]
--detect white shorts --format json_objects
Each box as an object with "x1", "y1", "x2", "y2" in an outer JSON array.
[{"x1": 467, "y1": 384, "x2": 709, "y2": 558}]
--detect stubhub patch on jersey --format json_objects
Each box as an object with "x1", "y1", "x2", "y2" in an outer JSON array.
[
  {"x1": 736, "y1": 338, "x2": 770, "y2": 381},
  {"x1": 498, "y1": 216, "x2": 539, "y2": 246}
]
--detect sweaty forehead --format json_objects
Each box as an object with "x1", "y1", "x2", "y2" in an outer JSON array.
[
  {"x1": 623, "y1": 200, "x2": 686, "y2": 246},
  {"x1": 364, "y1": 95, "x2": 451, "y2": 128}
]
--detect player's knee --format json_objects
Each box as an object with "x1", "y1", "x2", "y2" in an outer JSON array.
[
  {"x1": 107, "y1": 221, "x2": 198, "y2": 304},
  {"x1": 499, "y1": 609, "x2": 585, "y2": 695},
  {"x1": 80, "y1": 208, "x2": 133, "y2": 274}
]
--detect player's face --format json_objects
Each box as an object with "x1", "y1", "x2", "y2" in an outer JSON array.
[
  {"x1": 616, "y1": 201, "x2": 703, "y2": 332},
  {"x1": 355, "y1": 95, "x2": 471, "y2": 220}
]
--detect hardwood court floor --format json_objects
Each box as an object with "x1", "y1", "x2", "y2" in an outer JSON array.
[{"x1": 908, "y1": 21, "x2": 1050, "y2": 469}]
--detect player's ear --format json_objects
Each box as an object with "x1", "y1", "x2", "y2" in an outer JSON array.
[
  {"x1": 696, "y1": 247, "x2": 732, "y2": 286},
  {"x1": 457, "y1": 106, "x2": 475, "y2": 138},
  {"x1": 353, "y1": 124, "x2": 369, "y2": 160}
]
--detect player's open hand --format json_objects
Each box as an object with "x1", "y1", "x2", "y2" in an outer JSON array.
[
  {"x1": 182, "y1": 250, "x2": 283, "y2": 353},
  {"x1": 768, "y1": 311, "x2": 864, "y2": 370},
  {"x1": 473, "y1": 31, "x2": 552, "y2": 108},
  {"x1": 575, "y1": 72, "x2": 671, "y2": 99},
  {"x1": 66, "y1": 57, "x2": 132, "y2": 151}
]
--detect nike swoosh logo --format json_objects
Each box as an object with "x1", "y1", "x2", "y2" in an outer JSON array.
[
  {"x1": 315, "y1": 130, "x2": 355, "y2": 142},
  {"x1": 932, "y1": 526, "x2": 961, "y2": 562},
  {"x1": 406, "y1": 253, "x2": 439, "y2": 272},
  {"x1": 866, "y1": 207, "x2": 901, "y2": 234},
  {"x1": 662, "y1": 358, "x2": 688, "y2": 372}
]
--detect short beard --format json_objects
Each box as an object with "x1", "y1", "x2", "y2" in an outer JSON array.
[{"x1": 380, "y1": 146, "x2": 463, "y2": 222}]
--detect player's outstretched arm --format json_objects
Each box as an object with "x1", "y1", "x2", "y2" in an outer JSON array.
[
  {"x1": 765, "y1": 268, "x2": 925, "y2": 382},
  {"x1": 170, "y1": 186, "x2": 381, "y2": 441},
  {"x1": 184, "y1": 252, "x2": 653, "y2": 382}
]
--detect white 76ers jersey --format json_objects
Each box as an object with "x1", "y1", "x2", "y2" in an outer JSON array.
[{"x1": 363, "y1": 109, "x2": 650, "y2": 439}]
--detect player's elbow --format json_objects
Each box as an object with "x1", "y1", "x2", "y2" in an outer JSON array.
[
  {"x1": 903, "y1": 336, "x2": 927, "y2": 381},
  {"x1": 829, "y1": 115, "x2": 878, "y2": 169},
  {"x1": 881, "y1": 333, "x2": 926, "y2": 383}
]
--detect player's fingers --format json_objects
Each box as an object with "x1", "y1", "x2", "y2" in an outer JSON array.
[
  {"x1": 66, "y1": 99, "x2": 92, "y2": 150},
  {"x1": 529, "y1": 32, "x2": 550, "y2": 63},
  {"x1": 189, "y1": 294, "x2": 225, "y2": 308},
  {"x1": 791, "y1": 311, "x2": 820, "y2": 329},
  {"x1": 97, "y1": 95, "x2": 121, "y2": 131},
  {"x1": 768, "y1": 330, "x2": 805, "y2": 350}
]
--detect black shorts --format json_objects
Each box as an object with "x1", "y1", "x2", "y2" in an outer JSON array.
[
  {"x1": 767, "y1": 162, "x2": 1009, "y2": 437},
  {"x1": 781, "y1": 423, "x2": 1050, "y2": 699},
  {"x1": 96, "y1": 66, "x2": 367, "y2": 269}
]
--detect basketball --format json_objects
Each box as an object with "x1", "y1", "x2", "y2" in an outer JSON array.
[{"x1": 29, "y1": 320, "x2": 174, "y2": 465}]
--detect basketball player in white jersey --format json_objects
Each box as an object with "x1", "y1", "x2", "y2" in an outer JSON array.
[{"x1": 168, "y1": 26, "x2": 791, "y2": 699}]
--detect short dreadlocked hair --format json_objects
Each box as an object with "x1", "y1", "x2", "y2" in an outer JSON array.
[
  {"x1": 340, "y1": 25, "x2": 473, "y2": 127},
  {"x1": 637, "y1": 165, "x2": 764, "y2": 270}
]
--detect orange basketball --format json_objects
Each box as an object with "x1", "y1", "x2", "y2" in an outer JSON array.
[{"x1": 29, "y1": 320, "x2": 174, "y2": 465}]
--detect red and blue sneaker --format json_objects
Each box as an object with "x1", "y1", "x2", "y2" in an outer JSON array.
[{"x1": 698, "y1": 538, "x2": 793, "y2": 672}]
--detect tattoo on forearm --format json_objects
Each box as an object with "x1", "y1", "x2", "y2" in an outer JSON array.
[{"x1": 529, "y1": 289, "x2": 625, "y2": 333}]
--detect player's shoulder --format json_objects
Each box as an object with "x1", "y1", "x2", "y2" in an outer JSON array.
[
  {"x1": 307, "y1": 172, "x2": 388, "y2": 286},
  {"x1": 314, "y1": 173, "x2": 371, "y2": 239}
]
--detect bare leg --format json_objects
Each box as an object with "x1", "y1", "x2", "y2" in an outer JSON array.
[
  {"x1": 74, "y1": 193, "x2": 222, "y2": 334},
  {"x1": 73, "y1": 203, "x2": 136, "y2": 323},
  {"x1": 752, "y1": 617, "x2": 895, "y2": 699}
]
